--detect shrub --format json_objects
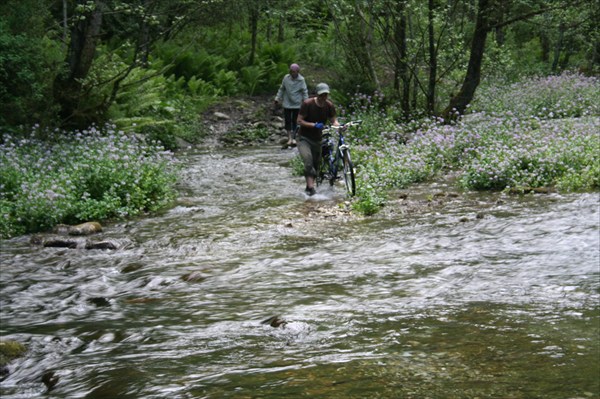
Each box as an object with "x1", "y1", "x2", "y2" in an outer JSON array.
[
  {"x1": 0, "y1": 124, "x2": 178, "y2": 238},
  {"x1": 335, "y1": 73, "x2": 600, "y2": 215},
  {"x1": 470, "y1": 71, "x2": 600, "y2": 119}
]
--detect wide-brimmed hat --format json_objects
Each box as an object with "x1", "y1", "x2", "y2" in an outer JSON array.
[{"x1": 316, "y1": 82, "x2": 330, "y2": 95}]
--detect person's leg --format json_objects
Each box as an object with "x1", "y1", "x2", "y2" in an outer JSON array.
[
  {"x1": 311, "y1": 138, "x2": 322, "y2": 187},
  {"x1": 298, "y1": 137, "x2": 318, "y2": 194},
  {"x1": 283, "y1": 109, "x2": 293, "y2": 145},
  {"x1": 290, "y1": 109, "x2": 299, "y2": 145}
]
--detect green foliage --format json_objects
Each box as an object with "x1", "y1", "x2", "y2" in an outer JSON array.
[
  {"x1": 0, "y1": 20, "x2": 61, "y2": 127},
  {"x1": 290, "y1": 154, "x2": 305, "y2": 177},
  {"x1": 240, "y1": 65, "x2": 266, "y2": 95},
  {"x1": 471, "y1": 72, "x2": 600, "y2": 118},
  {"x1": 100, "y1": 54, "x2": 218, "y2": 149},
  {"x1": 155, "y1": 42, "x2": 228, "y2": 82},
  {"x1": 213, "y1": 69, "x2": 239, "y2": 96},
  {"x1": 351, "y1": 182, "x2": 386, "y2": 216},
  {"x1": 339, "y1": 73, "x2": 599, "y2": 216},
  {"x1": 0, "y1": 125, "x2": 178, "y2": 238},
  {"x1": 0, "y1": 339, "x2": 26, "y2": 367}
]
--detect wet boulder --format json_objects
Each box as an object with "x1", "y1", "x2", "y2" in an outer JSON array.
[
  {"x1": 31, "y1": 235, "x2": 132, "y2": 250},
  {"x1": 68, "y1": 222, "x2": 103, "y2": 236},
  {"x1": 84, "y1": 238, "x2": 133, "y2": 250},
  {"x1": 261, "y1": 315, "x2": 288, "y2": 328},
  {"x1": 41, "y1": 370, "x2": 59, "y2": 391},
  {"x1": 52, "y1": 221, "x2": 102, "y2": 236},
  {"x1": 40, "y1": 237, "x2": 83, "y2": 248}
]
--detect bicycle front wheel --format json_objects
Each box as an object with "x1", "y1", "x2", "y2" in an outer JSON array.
[{"x1": 342, "y1": 150, "x2": 356, "y2": 196}]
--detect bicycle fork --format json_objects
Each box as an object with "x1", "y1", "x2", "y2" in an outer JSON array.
[{"x1": 333, "y1": 143, "x2": 350, "y2": 177}]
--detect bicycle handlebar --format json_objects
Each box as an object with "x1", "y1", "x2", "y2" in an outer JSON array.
[{"x1": 322, "y1": 120, "x2": 362, "y2": 133}]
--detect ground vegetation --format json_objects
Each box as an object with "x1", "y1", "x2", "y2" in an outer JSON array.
[{"x1": 0, "y1": 0, "x2": 598, "y2": 236}]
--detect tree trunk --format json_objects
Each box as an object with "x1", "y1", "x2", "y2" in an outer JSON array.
[
  {"x1": 53, "y1": 0, "x2": 104, "y2": 127},
  {"x1": 138, "y1": 0, "x2": 153, "y2": 67},
  {"x1": 593, "y1": 38, "x2": 600, "y2": 71},
  {"x1": 356, "y1": 3, "x2": 381, "y2": 91},
  {"x1": 441, "y1": 0, "x2": 492, "y2": 121},
  {"x1": 62, "y1": 0, "x2": 68, "y2": 51},
  {"x1": 551, "y1": 23, "x2": 565, "y2": 72},
  {"x1": 394, "y1": 2, "x2": 410, "y2": 118},
  {"x1": 278, "y1": 13, "x2": 284, "y2": 42},
  {"x1": 411, "y1": 77, "x2": 418, "y2": 110},
  {"x1": 427, "y1": 0, "x2": 437, "y2": 114},
  {"x1": 249, "y1": 4, "x2": 259, "y2": 65},
  {"x1": 540, "y1": 30, "x2": 550, "y2": 62}
]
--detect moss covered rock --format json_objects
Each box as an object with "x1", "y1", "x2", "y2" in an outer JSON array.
[{"x1": 0, "y1": 339, "x2": 26, "y2": 367}]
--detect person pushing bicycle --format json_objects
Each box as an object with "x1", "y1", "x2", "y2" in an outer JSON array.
[{"x1": 297, "y1": 82, "x2": 339, "y2": 196}]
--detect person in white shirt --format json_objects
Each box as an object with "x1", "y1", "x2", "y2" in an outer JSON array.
[{"x1": 274, "y1": 63, "x2": 309, "y2": 147}]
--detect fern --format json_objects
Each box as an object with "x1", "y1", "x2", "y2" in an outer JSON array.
[
  {"x1": 187, "y1": 76, "x2": 219, "y2": 97},
  {"x1": 213, "y1": 69, "x2": 239, "y2": 95},
  {"x1": 240, "y1": 65, "x2": 265, "y2": 95}
]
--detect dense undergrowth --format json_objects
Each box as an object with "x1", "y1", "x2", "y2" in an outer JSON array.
[
  {"x1": 0, "y1": 125, "x2": 178, "y2": 238},
  {"x1": 340, "y1": 72, "x2": 599, "y2": 215}
]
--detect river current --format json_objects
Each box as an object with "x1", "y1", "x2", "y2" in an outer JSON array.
[{"x1": 1, "y1": 145, "x2": 598, "y2": 398}]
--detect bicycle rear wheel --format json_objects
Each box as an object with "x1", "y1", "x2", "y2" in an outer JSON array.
[{"x1": 342, "y1": 150, "x2": 356, "y2": 196}]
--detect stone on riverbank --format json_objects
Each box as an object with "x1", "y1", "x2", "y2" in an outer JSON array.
[
  {"x1": 67, "y1": 222, "x2": 103, "y2": 236},
  {"x1": 52, "y1": 221, "x2": 103, "y2": 236}
]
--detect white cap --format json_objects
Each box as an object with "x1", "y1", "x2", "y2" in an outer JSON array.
[{"x1": 316, "y1": 83, "x2": 330, "y2": 95}]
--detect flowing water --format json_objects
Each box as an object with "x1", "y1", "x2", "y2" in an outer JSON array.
[{"x1": 1, "y1": 145, "x2": 599, "y2": 398}]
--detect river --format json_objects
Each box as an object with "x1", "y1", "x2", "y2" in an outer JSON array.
[{"x1": 1, "y1": 145, "x2": 598, "y2": 398}]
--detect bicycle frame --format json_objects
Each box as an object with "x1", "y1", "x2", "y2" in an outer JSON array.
[
  {"x1": 317, "y1": 121, "x2": 361, "y2": 195},
  {"x1": 320, "y1": 132, "x2": 345, "y2": 181}
]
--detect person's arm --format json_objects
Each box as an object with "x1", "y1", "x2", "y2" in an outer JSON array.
[
  {"x1": 297, "y1": 112, "x2": 315, "y2": 128},
  {"x1": 297, "y1": 100, "x2": 317, "y2": 128},
  {"x1": 301, "y1": 80, "x2": 308, "y2": 101},
  {"x1": 274, "y1": 77, "x2": 286, "y2": 104}
]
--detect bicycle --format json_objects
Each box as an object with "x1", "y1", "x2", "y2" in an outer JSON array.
[{"x1": 316, "y1": 120, "x2": 362, "y2": 196}]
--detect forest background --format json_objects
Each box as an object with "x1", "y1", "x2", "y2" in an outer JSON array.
[{"x1": 1, "y1": 0, "x2": 599, "y2": 238}]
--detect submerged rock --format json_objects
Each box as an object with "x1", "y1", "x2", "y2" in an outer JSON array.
[
  {"x1": 32, "y1": 236, "x2": 132, "y2": 250},
  {"x1": 88, "y1": 297, "x2": 111, "y2": 307},
  {"x1": 261, "y1": 315, "x2": 288, "y2": 328},
  {"x1": 181, "y1": 271, "x2": 206, "y2": 283},
  {"x1": 41, "y1": 237, "x2": 81, "y2": 248},
  {"x1": 121, "y1": 262, "x2": 144, "y2": 273},
  {"x1": 41, "y1": 370, "x2": 59, "y2": 391}
]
